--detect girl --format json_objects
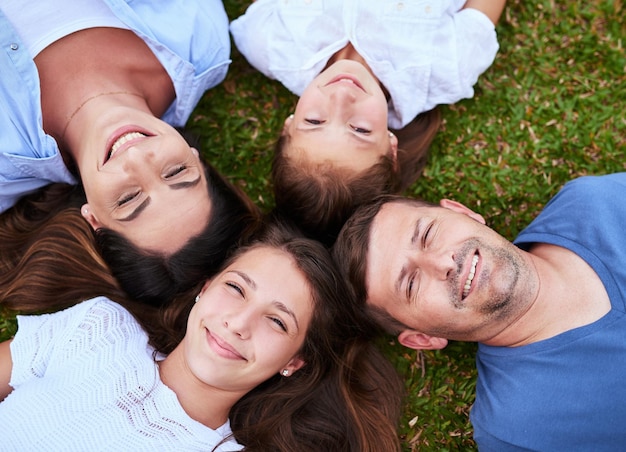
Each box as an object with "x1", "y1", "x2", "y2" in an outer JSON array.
[
  {"x1": 0, "y1": 221, "x2": 404, "y2": 451},
  {"x1": 0, "y1": 0, "x2": 258, "y2": 304},
  {"x1": 231, "y1": 0, "x2": 506, "y2": 244}
]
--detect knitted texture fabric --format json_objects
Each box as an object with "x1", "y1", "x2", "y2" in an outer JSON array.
[{"x1": 1, "y1": 297, "x2": 242, "y2": 451}]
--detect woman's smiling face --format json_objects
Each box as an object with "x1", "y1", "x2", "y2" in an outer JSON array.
[{"x1": 75, "y1": 106, "x2": 211, "y2": 254}]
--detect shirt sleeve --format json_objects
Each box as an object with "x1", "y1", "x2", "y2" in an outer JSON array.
[
  {"x1": 230, "y1": 0, "x2": 282, "y2": 81},
  {"x1": 452, "y1": 7, "x2": 499, "y2": 93},
  {"x1": 9, "y1": 297, "x2": 135, "y2": 389}
]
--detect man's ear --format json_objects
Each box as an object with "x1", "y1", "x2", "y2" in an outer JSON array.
[
  {"x1": 80, "y1": 203, "x2": 103, "y2": 230},
  {"x1": 439, "y1": 199, "x2": 486, "y2": 224},
  {"x1": 398, "y1": 330, "x2": 448, "y2": 350}
]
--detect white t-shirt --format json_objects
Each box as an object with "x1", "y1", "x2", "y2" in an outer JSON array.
[
  {"x1": 1, "y1": 297, "x2": 243, "y2": 451},
  {"x1": 231, "y1": 0, "x2": 499, "y2": 128}
]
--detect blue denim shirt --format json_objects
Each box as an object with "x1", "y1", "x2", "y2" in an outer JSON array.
[{"x1": 0, "y1": 0, "x2": 230, "y2": 213}]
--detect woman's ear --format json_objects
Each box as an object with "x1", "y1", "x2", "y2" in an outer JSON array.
[
  {"x1": 388, "y1": 131, "x2": 399, "y2": 167},
  {"x1": 439, "y1": 199, "x2": 486, "y2": 224},
  {"x1": 398, "y1": 330, "x2": 448, "y2": 350},
  {"x1": 80, "y1": 204, "x2": 102, "y2": 230}
]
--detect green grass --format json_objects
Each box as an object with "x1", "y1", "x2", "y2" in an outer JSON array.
[{"x1": 1, "y1": 0, "x2": 625, "y2": 450}]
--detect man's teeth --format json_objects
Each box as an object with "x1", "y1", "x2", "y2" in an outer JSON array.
[
  {"x1": 109, "y1": 132, "x2": 145, "y2": 157},
  {"x1": 462, "y1": 254, "x2": 479, "y2": 298}
]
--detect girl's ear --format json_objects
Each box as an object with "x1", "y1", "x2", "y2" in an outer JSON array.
[
  {"x1": 80, "y1": 204, "x2": 102, "y2": 230},
  {"x1": 199, "y1": 279, "x2": 212, "y2": 296},
  {"x1": 282, "y1": 356, "x2": 306, "y2": 376},
  {"x1": 439, "y1": 199, "x2": 486, "y2": 224},
  {"x1": 283, "y1": 114, "x2": 294, "y2": 134}
]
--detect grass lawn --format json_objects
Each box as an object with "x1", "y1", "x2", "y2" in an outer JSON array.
[{"x1": 1, "y1": 0, "x2": 624, "y2": 450}]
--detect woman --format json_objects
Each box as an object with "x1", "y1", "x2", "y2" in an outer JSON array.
[
  {"x1": 0, "y1": 221, "x2": 404, "y2": 451},
  {"x1": 231, "y1": 0, "x2": 506, "y2": 244},
  {"x1": 0, "y1": 0, "x2": 258, "y2": 303}
]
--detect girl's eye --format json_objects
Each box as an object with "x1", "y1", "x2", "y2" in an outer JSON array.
[
  {"x1": 117, "y1": 191, "x2": 139, "y2": 206},
  {"x1": 226, "y1": 282, "x2": 244, "y2": 297},
  {"x1": 271, "y1": 317, "x2": 287, "y2": 332},
  {"x1": 305, "y1": 119, "x2": 324, "y2": 125},
  {"x1": 351, "y1": 125, "x2": 371, "y2": 134},
  {"x1": 165, "y1": 165, "x2": 186, "y2": 178}
]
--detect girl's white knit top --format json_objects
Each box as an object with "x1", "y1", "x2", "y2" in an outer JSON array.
[{"x1": 1, "y1": 297, "x2": 243, "y2": 451}]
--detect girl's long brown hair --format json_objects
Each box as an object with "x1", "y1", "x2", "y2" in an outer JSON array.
[{"x1": 158, "y1": 219, "x2": 404, "y2": 451}]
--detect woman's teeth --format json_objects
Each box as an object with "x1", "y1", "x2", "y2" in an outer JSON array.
[
  {"x1": 462, "y1": 254, "x2": 479, "y2": 299},
  {"x1": 109, "y1": 132, "x2": 145, "y2": 158}
]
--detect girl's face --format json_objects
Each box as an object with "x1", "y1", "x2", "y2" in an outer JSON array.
[
  {"x1": 73, "y1": 104, "x2": 211, "y2": 255},
  {"x1": 184, "y1": 246, "x2": 314, "y2": 394},
  {"x1": 285, "y1": 60, "x2": 398, "y2": 173}
]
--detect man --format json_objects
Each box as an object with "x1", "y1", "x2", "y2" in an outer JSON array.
[{"x1": 333, "y1": 173, "x2": 626, "y2": 451}]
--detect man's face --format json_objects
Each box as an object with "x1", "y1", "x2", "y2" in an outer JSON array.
[{"x1": 365, "y1": 200, "x2": 538, "y2": 345}]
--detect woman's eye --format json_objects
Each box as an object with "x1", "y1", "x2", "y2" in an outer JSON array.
[
  {"x1": 226, "y1": 282, "x2": 244, "y2": 297},
  {"x1": 165, "y1": 165, "x2": 186, "y2": 178},
  {"x1": 117, "y1": 191, "x2": 139, "y2": 206},
  {"x1": 351, "y1": 125, "x2": 371, "y2": 134},
  {"x1": 305, "y1": 119, "x2": 324, "y2": 125}
]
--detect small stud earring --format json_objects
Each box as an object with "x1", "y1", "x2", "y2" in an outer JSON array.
[
  {"x1": 194, "y1": 295, "x2": 200, "y2": 303},
  {"x1": 281, "y1": 369, "x2": 289, "y2": 377},
  {"x1": 388, "y1": 131, "x2": 394, "y2": 138},
  {"x1": 82, "y1": 208, "x2": 88, "y2": 215},
  {"x1": 288, "y1": 114, "x2": 294, "y2": 119}
]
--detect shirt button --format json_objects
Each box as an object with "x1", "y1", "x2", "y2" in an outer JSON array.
[
  {"x1": 397, "y1": 2, "x2": 404, "y2": 11},
  {"x1": 425, "y1": 5, "x2": 432, "y2": 13},
  {"x1": 10, "y1": 43, "x2": 19, "y2": 50}
]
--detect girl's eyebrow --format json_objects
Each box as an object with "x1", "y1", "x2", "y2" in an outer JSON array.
[
  {"x1": 227, "y1": 270, "x2": 300, "y2": 332},
  {"x1": 273, "y1": 300, "x2": 300, "y2": 333},
  {"x1": 228, "y1": 270, "x2": 256, "y2": 289}
]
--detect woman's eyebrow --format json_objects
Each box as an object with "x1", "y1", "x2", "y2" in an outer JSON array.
[{"x1": 119, "y1": 176, "x2": 201, "y2": 222}]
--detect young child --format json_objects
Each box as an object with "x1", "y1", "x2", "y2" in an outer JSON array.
[
  {"x1": 231, "y1": 0, "x2": 506, "y2": 244},
  {"x1": 0, "y1": 222, "x2": 404, "y2": 451}
]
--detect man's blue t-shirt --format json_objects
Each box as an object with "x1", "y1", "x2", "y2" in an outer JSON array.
[{"x1": 472, "y1": 173, "x2": 626, "y2": 451}]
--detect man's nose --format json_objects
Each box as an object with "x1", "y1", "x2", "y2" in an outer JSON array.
[{"x1": 420, "y1": 249, "x2": 455, "y2": 281}]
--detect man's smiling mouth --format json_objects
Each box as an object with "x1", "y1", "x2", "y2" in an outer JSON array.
[{"x1": 462, "y1": 253, "x2": 479, "y2": 299}]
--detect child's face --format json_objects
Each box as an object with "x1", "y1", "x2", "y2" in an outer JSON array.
[
  {"x1": 183, "y1": 246, "x2": 313, "y2": 394},
  {"x1": 285, "y1": 60, "x2": 398, "y2": 172}
]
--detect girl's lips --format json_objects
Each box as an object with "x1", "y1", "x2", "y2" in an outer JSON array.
[
  {"x1": 207, "y1": 330, "x2": 246, "y2": 361},
  {"x1": 325, "y1": 74, "x2": 366, "y2": 92}
]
